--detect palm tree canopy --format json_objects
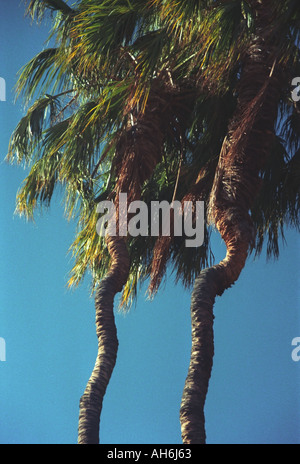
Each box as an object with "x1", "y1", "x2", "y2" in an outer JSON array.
[{"x1": 7, "y1": 0, "x2": 300, "y2": 308}]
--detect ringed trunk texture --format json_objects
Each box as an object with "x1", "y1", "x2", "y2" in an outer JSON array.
[
  {"x1": 180, "y1": 1, "x2": 282, "y2": 444},
  {"x1": 78, "y1": 236, "x2": 130, "y2": 444},
  {"x1": 180, "y1": 268, "x2": 218, "y2": 444},
  {"x1": 78, "y1": 77, "x2": 174, "y2": 444}
]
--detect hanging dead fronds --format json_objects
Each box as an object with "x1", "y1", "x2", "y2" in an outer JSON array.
[{"x1": 149, "y1": 161, "x2": 216, "y2": 296}]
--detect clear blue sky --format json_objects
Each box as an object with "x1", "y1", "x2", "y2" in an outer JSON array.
[{"x1": 0, "y1": 1, "x2": 299, "y2": 445}]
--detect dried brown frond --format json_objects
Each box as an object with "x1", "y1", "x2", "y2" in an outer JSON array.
[
  {"x1": 208, "y1": 48, "x2": 281, "y2": 231},
  {"x1": 148, "y1": 162, "x2": 216, "y2": 296}
]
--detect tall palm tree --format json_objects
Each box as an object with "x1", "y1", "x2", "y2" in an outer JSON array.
[
  {"x1": 9, "y1": 0, "x2": 209, "y2": 443},
  {"x1": 77, "y1": 74, "x2": 188, "y2": 443},
  {"x1": 9, "y1": 0, "x2": 156, "y2": 444},
  {"x1": 7, "y1": 0, "x2": 300, "y2": 445},
  {"x1": 149, "y1": 0, "x2": 300, "y2": 444}
]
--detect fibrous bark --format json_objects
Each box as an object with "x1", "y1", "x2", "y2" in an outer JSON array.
[{"x1": 78, "y1": 236, "x2": 130, "y2": 444}]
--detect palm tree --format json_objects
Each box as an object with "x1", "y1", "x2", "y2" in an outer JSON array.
[
  {"x1": 77, "y1": 75, "x2": 189, "y2": 443},
  {"x1": 9, "y1": 0, "x2": 153, "y2": 444},
  {"x1": 148, "y1": 0, "x2": 300, "y2": 444},
  {"x1": 7, "y1": 0, "x2": 300, "y2": 445},
  {"x1": 9, "y1": 0, "x2": 209, "y2": 443}
]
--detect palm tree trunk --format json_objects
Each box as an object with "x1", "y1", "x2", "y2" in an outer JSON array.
[
  {"x1": 180, "y1": 243, "x2": 249, "y2": 444},
  {"x1": 78, "y1": 235, "x2": 130, "y2": 444},
  {"x1": 180, "y1": 0, "x2": 282, "y2": 444},
  {"x1": 78, "y1": 77, "x2": 176, "y2": 444},
  {"x1": 180, "y1": 268, "x2": 217, "y2": 444}
]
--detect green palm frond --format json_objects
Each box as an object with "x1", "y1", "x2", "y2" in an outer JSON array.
[
  {"x1": 74, "y1": 0, "x2": 151, "y2": 48},
  {"x1": 195, "y1": 1, "x2": 254, "y2": 91},
  {"x1": 150, "y1": 0, "x2": 208, "y2": 37},
  {"x1": 7, "y1": 94, "x2": 60, "y2": 164},
  {"x1": 132, "y1": 28, "x2": 169, "y2": 78},
  {"x1": 15, "y1": 151, "x2": 62, "y2": 219},
  {"x1": 68, "y1": 205, "x2": 109, "y2": 289},
  {"x1": 24, "y1": 0, "x2": 74, "y2": 21},
  {"x1": 15, "y1": 48, "x2": 68, "y2": 104}
]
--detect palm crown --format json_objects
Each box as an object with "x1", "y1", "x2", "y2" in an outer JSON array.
[{"x1": 8, "y1": 0, "x2": 300, "y2": 307}]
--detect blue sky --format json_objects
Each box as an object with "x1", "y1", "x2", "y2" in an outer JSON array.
[{"x1": 0, "y1": 1, "x2": 299, "y2": 445}]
